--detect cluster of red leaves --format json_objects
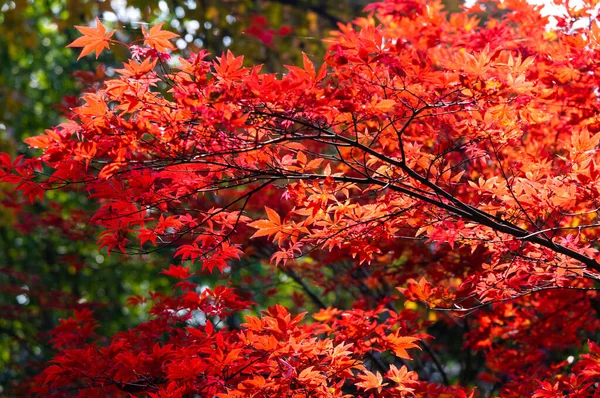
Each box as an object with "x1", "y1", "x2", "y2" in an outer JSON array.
[
  {"x1": 37, "y1": 276, "x2": 444, "y2": 397},
  {"x1": 6, "y1": 0, "x2": 600, "y2": 395},
  {"x1": 244, "y1": 14, "x2": 293, "y2": 48}
]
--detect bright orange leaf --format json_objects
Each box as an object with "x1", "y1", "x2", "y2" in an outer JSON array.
[
  {"x1": 66, "y1": 17, "x2": 115, "y2": 60},
  {"x1": 142, "y1": 23, "x2": 179, "y2": 53},
  {"x1": 356, "y1": 370, "x2": 388, "y2": 393}
]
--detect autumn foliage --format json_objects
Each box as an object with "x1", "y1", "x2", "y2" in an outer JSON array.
[{"x1": 6, "y1": 0, "x2": 600, "y2": 396}]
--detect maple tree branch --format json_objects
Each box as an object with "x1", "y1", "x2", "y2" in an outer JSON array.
[
  {"x1": 245, "y1": 109, "x2": 600, "y2": 277},
  {"x1": 171, "y1": 135, "x2": 600, "y2": 282},
  {"x1": 434, "y1": 284, "x2": 600, "y2": 313},
  {"x1": 517, "y1": 224, "x2": 600, "y2": 240},
  {"x1": 303, "y1": 117, "x2": 600, "y2": 274},
  {"x1": 191, "y1": 108, "x2": 599, "y2": 281}
]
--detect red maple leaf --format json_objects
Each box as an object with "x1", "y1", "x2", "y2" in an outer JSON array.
[{"x1": 160, "y1": 264, "x2": 192, "y2": 280}]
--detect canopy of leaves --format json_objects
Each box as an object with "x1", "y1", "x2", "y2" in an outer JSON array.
[{"x1": 5, "y1": 0, "x2": 600, "y2": 397}]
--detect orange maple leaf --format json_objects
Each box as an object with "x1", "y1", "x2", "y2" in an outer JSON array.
[
  {"x1": 248, "y1": 206, "x2": 282, "y2": 239},
  {"x1": 67, "y1": 17, "x2": 115, "y2": 60},
  {"x1": 24, "y1": 134, "x2": 52, "y2": 149},
  {"x1": 386, "y1": 332, "x2": 421, "y2": 359},
  {"x1": 387, "y1": 364, "x2": 418, "y2": 388},
  {"x1": 398, "y1": 277, "x2": 433, "y2": 302},
  {"x1": 356, "y1": 370, "x2": 388, "y2": 393},
  {"x1": 142, "y1": 23, "x2": 179, "y2": 53}
]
